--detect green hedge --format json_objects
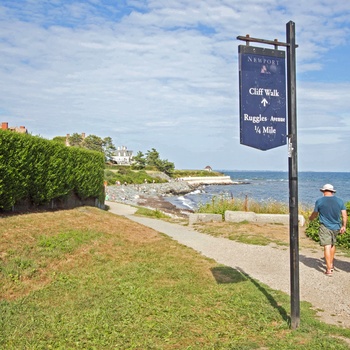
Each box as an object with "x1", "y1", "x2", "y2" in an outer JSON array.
[{"x1": 0, "y1": 131, "x2": 105, "y2": 210}]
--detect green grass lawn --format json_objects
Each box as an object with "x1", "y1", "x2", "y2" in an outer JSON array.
[{"x1": 1, "y1": 207, "x2": 350, "y2": 349}]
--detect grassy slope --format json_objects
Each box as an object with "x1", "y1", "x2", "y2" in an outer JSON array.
[{"x1": 1, "y1": 207, "x2": 350, "y2": 349}]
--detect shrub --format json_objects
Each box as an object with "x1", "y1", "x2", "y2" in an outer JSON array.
[
  {"x1": 104, "y1": 169, "x2": 166, "y2": 185},
  {"x1": 172, "y1": 169, "x2": 223, "y2": 178},
  {"x1": 305, "y1": 201, "x2": 350, "y2": 249}
]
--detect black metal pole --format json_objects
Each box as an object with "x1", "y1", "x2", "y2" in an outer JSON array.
[{"x1": 286, "y1": 21, "x2": 300, "y2": 329}]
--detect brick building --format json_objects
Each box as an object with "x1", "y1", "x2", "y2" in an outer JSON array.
[{"x1": 1, "y1": 122, "x2": 28, "y2": 134}]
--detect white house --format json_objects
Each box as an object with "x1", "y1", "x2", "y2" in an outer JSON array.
[{"x1": 111, "y1": 146, "x2": 133, "y2": 165}]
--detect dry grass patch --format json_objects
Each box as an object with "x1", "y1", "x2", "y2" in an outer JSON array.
[{"x1": 0, "y1": 207, "x2": 163, "y2": 300}]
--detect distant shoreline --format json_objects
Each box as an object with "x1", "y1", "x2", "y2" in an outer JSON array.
[{"x1": 176, "y1": 175, "x2": 234, "y2": 185}]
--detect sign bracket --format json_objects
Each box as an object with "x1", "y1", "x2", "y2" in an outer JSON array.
[{"x1": 237, "y1": 34, "x2": 299, "y2": 49}]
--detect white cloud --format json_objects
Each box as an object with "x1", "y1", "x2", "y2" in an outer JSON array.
[{"x1": 0, "y1": 0, "x2": 350, "y2": 170}]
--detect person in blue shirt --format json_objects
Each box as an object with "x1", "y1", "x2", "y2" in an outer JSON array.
[{"x1": 309, "y1": 184, "x2": 347, "y2": 276}]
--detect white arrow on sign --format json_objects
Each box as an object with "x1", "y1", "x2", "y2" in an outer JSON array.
[{"x1": 261, "y1": 98, "x2": 268, "y2": 107}]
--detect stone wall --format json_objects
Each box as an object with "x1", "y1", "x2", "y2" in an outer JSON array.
[{"x1": 189, "y1": 211, "x2": 305, "y2": 226}]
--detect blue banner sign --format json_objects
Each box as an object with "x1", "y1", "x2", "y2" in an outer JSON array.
[{"x1": 239, "y1": 45, "x2": 286, "y2": 150}]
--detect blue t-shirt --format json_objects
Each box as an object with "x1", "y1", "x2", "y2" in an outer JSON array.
[{"x1": 314, "y1": 196, "x2": 346, "y2": 230}]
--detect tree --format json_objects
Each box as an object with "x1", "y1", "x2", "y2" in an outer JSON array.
[
  {"x1": 102, "y1": 137, "x2": 116, "y2": 161},
  {"x1": 52, "y1": 136, "x2": 66, "y2": 145},
  {"x1": 157, "y1": 159, "x2": 175, "y2": 176},
  {"x1": 83, "y1": 135, "x2": 104, "y2": 153},
  {"x1": 144, "y1": 148, "x2": 175, "y2": 175},
  {"x1": 146, "y1": 148, "x2": 161, "y2": 167},
  {"x1": 132, "y1": 151, "x2": 146, "y2": 170},
  {"x1": 68, "y1": 133, "x2": 84, "y2": 147},
  {"x1": 54, "y1": 133, "x2": 116, "y2": 162}
]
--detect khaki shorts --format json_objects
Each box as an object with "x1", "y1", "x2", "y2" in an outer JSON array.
[{"x1": 319, "y1": 224, "x2": 339, "y2": 246}]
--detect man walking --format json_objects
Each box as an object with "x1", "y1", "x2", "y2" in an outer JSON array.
[{"x1": 309, "y1": 184, "x2": 347, "y2": 276}]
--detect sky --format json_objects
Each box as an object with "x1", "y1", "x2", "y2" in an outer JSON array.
[{"x1": 1, "y1": 0, "x2": 350, "y2": 171}]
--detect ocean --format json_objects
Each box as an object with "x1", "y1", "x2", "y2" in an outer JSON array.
[{"x1": 165, "y1": 171, "x2": 350, "y2": 211}]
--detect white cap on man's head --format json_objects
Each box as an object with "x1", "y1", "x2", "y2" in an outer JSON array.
[{"x1": 320, "y1": 184, "x2": 336, "y2": 193}]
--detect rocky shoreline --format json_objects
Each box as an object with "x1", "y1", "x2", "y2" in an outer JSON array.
[
  {"x1": 106, "y1": 181, "x2": 195, "y2": 202},
  {"x1": 106, "y1": 181, "x2": 198, "y2": 216},
  {"x1": 105, "y1": 176, "x2": 247, "y2": 217}
]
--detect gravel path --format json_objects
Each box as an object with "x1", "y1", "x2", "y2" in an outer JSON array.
[{"x1": 107, "y1": 201, "x2": 350, "y2": 329}]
